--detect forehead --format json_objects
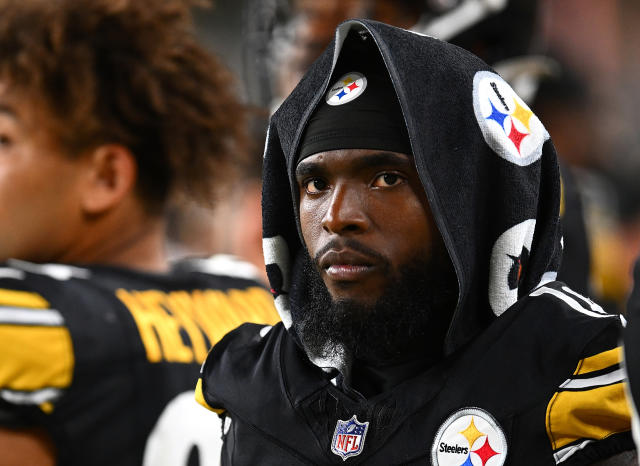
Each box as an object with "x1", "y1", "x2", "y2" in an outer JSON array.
[
  {"x1": 0, "y1": 82, "x2": 18, "y2": 117},
  {"x1": 295, "y1": 148, "x2": 415, "y2": 175},
  {"x1": 0, "y1": 79, "x2": 61, "y2": 137}
]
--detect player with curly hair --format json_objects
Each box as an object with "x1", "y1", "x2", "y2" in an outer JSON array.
[{"x1": 0, "y1": 1, "x2": 279, "y2": 464}]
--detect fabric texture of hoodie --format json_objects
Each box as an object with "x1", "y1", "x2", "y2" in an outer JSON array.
[{"x1": 196, "y1": 20, "x2": 632, "y2": 465}]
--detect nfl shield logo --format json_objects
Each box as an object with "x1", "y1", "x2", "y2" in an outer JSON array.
[{"x1": 331, "y1": 415, "x2": 369, "y2": 460}]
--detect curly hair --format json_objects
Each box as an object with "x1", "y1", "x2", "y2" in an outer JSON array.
[{"x1": 0, "y1": 0, "x2": 245, "y2": 211}]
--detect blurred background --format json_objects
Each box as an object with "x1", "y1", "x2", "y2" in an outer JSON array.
[{"x1": 170, "y1": 0, "x2": 640, "y2": 314}]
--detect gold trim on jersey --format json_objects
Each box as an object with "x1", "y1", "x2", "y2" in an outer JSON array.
[
  {"x1": 0, "y1": 289, "x2": 49, "y2": 308},
  {"x1": 546, "y1": 346, "x2": 630, "y2": 451},
  {"x1": 0, "y1": 325, "x2": 73, "y2": 392},
  {"x1": 575, "y1": 347, "x2": 621, "y2": 376},
  {"x1": 195, "y1": 378, "x2": 224, "y2": 415},
  {"x1": 117, "y1": 286, "x2": 279, "y2": 364}
]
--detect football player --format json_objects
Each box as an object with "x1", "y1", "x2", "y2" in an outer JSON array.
[
  {"x1": 197, "y1": 21, "x2": 634, "y2": 464},
  {"x1": 0, "y1": 0, "x2": 279, "y2": 465}
]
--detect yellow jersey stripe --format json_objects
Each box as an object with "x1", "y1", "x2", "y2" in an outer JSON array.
[
  {"x1": 0, "y1": 289, "x2": 49, "y2": 309},
  {"x1": 0, "y1": 325, "x2": 73, "y2": 391},
  {"x1": 195, "y1": 378, "x2": 224, "y2": 414},
  {"x1": 575, "y1": 347, "x2": 622, "y2": 376},
  {"x1": 546, "y1": 381, "x2": 630, "y2": 450}
]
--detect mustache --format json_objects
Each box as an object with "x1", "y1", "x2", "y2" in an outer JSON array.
[{"x1": 313, "y1": 238, "x2": 388, "y2": 267}]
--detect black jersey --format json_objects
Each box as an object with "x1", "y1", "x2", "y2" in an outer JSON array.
[
  {"x1": 196, "y1": 19, "x2": 633, "y2": 466},
  {"x1": 198, "y1": 282, "x2": 630, "y2": 465},
  {"x1": 0, "y1": 258, "x2": 279, "y2": 466}
]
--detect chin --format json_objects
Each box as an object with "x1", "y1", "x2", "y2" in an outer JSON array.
[
  {"x1": 325, "y1": 281, "x2": 382, "y2": 303},
  {"x1": 328, "y1": 291, "x2": 380, "y2": 309}
]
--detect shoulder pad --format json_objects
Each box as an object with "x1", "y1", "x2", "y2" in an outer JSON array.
[
  {"x1": 0, "y1": 274, "x2": 73, "y2": 414},
  {"x1": 534, "y1": 286, "x2": 631, "y2": 464},
  {"x1": 197, "y1": 323, "x2": 283, "y2": 414}
]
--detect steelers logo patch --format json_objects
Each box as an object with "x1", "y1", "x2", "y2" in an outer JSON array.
[
  {"x1": 432, "y1": 408, "x2": 507, "y2": 466},
  {"x1": 326, "y1": 72, "x2": 367, "y2": 106},
  {"x1": 473, "y1": 71, "x2": 548, "y2": 166},
  {"x1": 488, "y1": 219, "x2": 536, "y2": 316}
]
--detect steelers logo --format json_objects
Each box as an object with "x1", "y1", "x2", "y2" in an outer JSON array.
[
  {"x1": 488, "y1": 219, "x2": 536, "y2": 316},
  {"x1": 472, "y1": 71, "x2": 548, "y2": 166},
  {"x1": 326, "y1": 72, "x2": 367, "y2": 106},
  {"x1": 432, "y1": 408, "x2": 507, "y2": 466}
]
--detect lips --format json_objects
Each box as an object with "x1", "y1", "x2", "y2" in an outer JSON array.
[{"x1": 319, "y1": 250, "x2": 376, "y2": 281}]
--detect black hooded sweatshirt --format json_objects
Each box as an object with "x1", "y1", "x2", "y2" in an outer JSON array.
[{"x1": 196, "y1": 20, "x2": 632, "y2": 465}]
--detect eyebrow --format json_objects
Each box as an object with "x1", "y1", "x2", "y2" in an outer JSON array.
[
  {"x1": 295, "y1": 151, "x2": 412, "y2": 178},
  {"x1": 351, "y1": 151, "x2": 412, "y2": 171},
  {"x1": 0, "y1": 103, "x2": 17, "y2": 120}
]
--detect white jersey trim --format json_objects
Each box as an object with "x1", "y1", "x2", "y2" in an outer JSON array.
[
  {"x1": 6, "y1": 259, "x2": 90, "y2": 280},
  {"x1": 0, "y1": 387, "x2": 62, "y2": 405},
  {"x1": 554, "y1": 439, "x2": 594, "y2": 464},
  {"x1": 559, "y1": 368, "x2": 624, "y2": 390},
  {"x1": 529, "y1": 286, "x2": 615, "y2": 319},
  {"x1": 561, "y1": 286, "x2": 607, "y2": 315},
  {"x1": 0, "y1": 307, "x2": 64, "y2": 326},
  {"x1": 184, "y1": 255, "x2": 264, "y2": 282},
  {"x1": 0, "y1": 268, "x2": 26, "y2": 280}
]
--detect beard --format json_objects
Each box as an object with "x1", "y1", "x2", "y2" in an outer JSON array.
[{"x1": 289, "y1": 245, "x2": 457, "y2": 367}]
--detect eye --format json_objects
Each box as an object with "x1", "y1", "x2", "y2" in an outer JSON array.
[
  {"x1": 304, "y1": 178, "x2": 328, "y2": 194},
  {"x1": 372, "y1": 173, "x2": 403, "y2": 188},
  {"x1": 0, "y1": 134, "x2": 12, "y2": 147}
]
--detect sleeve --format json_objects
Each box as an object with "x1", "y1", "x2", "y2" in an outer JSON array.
[
  {"x1": 546, "y1": 318, "x2": 634, "y2": 465},
  {"x1": 624, "y1": 258, "x2": 640, "y2": 454},
  {"x1": 0, "y1": 280, "x2": 74, "y2": 426}
]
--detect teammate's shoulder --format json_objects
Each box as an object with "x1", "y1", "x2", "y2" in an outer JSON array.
[
  {"x1": 171, "y1": 254, "x2": 266, "y2": 287},
  {"x1": 0, "y1": 261, "x2": 82, "y2": 417},
  {"x1": 0, "y1": 260, "x2": 93, "y2": 319},
  {"x1": 0, "y1": 259, "x2": 91, "y2": 286}
]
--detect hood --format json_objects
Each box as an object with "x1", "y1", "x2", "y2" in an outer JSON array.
[{"x1": 262, "y1": 19, "x2": 562, "y2": 360}]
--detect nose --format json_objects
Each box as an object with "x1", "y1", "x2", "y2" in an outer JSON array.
[{"x1": 321, "y1": 183, "x2": 369, "y2": 234}]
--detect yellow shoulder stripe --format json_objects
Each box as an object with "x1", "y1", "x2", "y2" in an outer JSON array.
[
  {"x1": 195, "y1": 378, "x2": 224, "y2": 415},
  {"x1": 0, "y1": 325, "x2": 73, "y2": 391},
  {"x1": 547, "y1": 347, "x2": 629, "y2": 451},
  {"x1": 0, "y1": 289, "x2": 49, "y2": 309},
  {"x1": 575, "y1": 347, "x2": 622, "y2": 376},
  {"x1": 546, "y1": 382, "x2": 630, "y2": 450}
]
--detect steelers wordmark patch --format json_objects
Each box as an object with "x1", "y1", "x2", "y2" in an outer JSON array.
[
  {"x1": 432, "y1": 407, "x2": 507, "y2": 466},
  {"x1": 473, "y1": 71, "x2": 548, "y2": 166},
  {"x1": 326, "y1": 72, "x2": 367, "y2": 106}
]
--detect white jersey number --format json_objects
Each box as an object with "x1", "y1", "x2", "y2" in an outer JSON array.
[{"x1": 143, "y1": 391, "x2": 223, "y2": 466}]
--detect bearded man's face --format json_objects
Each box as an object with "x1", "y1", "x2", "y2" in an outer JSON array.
[{"x1": 293, "y1": 148, "x2": 456, "y2": 364}]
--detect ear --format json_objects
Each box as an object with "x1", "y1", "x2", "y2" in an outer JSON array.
[{"x1": 79, "y1": 144, "x2": 138, "y2": 215}]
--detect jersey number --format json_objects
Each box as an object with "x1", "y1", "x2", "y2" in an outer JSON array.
[{"x1": 143, "y1": 391, "x2": 223, "y2": 466}]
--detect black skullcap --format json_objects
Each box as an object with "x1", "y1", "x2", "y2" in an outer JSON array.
[{"x1": 297, "y1": 30, "x2": 411, "y2": 162}]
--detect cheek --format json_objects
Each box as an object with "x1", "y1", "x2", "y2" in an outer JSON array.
[
  {"x1": 299, "y1": 199, "x2": 324, "y2": 254},
  {"x1": 374, "y1": 195, "x2": 433, "y2": 256}
]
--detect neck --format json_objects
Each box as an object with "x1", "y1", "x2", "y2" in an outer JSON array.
[{"x1": 58, "y1": 204, "x2": 169, "y2": 273}]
